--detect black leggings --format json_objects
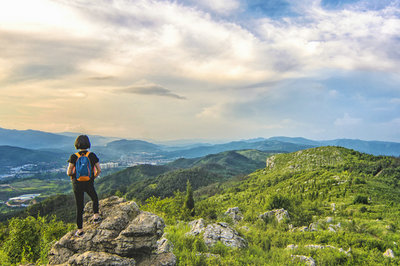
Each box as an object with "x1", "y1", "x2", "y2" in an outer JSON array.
[{"x1": 72, "y1": 181, "x2": 99, "y2": 229}]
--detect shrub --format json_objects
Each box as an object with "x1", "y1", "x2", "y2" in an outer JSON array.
[{"x1": 353, "y1": 195, "x2": 369, "y2": 205}]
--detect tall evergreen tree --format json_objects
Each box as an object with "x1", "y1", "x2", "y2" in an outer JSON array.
[{"x1": 184, "y1": 180, "x2": 195, "y2": 216}]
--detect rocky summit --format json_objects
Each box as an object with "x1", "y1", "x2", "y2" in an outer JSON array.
[{"x1": 48, "y1": 196, "x2": 176, "y2": 266}]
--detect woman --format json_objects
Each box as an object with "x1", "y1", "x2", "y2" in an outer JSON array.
[{"x1": 67, "y1": 135, "x2": 101, "y2": 236}]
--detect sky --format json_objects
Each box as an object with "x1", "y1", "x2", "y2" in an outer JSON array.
[{"x1": 0, "y1": 0, "x2": 400, "y2": 142}]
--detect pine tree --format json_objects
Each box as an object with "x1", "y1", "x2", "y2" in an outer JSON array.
[{"x1": 184, "y1": 180, "x2": 195, "y2": 216}]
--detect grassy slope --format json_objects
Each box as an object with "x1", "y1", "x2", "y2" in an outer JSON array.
[{"x1": 162, "y1": 146, "x2": 400, "y2": 265}]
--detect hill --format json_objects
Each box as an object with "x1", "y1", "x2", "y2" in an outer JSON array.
[
  {"x1": 96, "y1": 164, "x2": 171, "y2": 196},
  {"x1": 96, "y1": 149, "x2": 273, "y2": 201},
  {"x1": 105, "y1": 139, "x2": 162, "y2": 153},
  {"x1": 0, "y1": 146, "x2": 65, "y2": 174},
  {"x1": 270, "y1": 136, "x2": 400, "y2": 156},
  {"x1": 142, "y1": 146, "x2": 400, "y2": 265},
  {"x1": 0, "y1": 127, "x2": 74, "y2": 149}
]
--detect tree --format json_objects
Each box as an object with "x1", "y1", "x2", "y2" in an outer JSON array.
[{"x1": 184, "y1": 180, "x2": 195, "y2": 216}]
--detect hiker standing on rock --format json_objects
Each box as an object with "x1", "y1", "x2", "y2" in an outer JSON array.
[{"x1": 67, "y1": 135, "x2": 102, "y2": 236}]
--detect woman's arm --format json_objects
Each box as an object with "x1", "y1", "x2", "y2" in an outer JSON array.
[
  {"x1": 94, "y1": 162, "x2": 101, "y2": 178},
  {"x1": 67, "y1": 163, "x2": 75, "y2": 176}
]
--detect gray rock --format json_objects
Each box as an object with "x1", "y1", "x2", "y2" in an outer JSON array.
[
  {"x1": 266, "y1": 156, "x2": 275, "y2": 169},
  {"x1": 328, "y1": 225, "x2": 336, "y2": 232},
  {"x1": 291, "y1": 255, "x2": 316, "y2": 266},
  {"x1": 138, "y1": 253, "x2": 177, "y2": 266},
  {"x1": 157, "y1": 236, "x2": 174, "y2": 254},
  {"x1": 309, "y1": 222, "x2": 318, "y2": 232},
  {"x1": 203, "y1": 222, "x2": 247, "y2": 248},
  {"x1": 67, "y1": 251, "x2": 136, "y2": 266},
  {"x1": 286, "y1": 244, "x2": 298, "y2": 250},
  {"x1": 289, "y1": 226, "x2": 308, "y2": 232},
  {"x1": 259, "y1": 209, "x2": 290, "y2": 223},
  {"x1": 306, "y1": 244, "x2": 351, "y2": 256},
  {"x1": 383, "y1": 248, "x2": 395, "y2": 258},
  {"x1": 224, "y1": 207, "x2": 243, "y2": 222},
  {"x1": 48, "y1": 197, "x2": 175, "y2": 266},
  {"x1": 299, "y1": 226, "x2": 309, "y2": 232},
  {"x1": 186, "y1": 218, "x2": 206, "y2": 236}
]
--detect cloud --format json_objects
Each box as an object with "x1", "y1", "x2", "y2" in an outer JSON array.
[
  {"x1": 0, "y1": 0, "x2": 399, "y2": 141},
  {"x1": 121, "y1": 84, "x2": 186, "y2": 100},
  {"x1": 390, "y1": 98, "x2": 400, "y2": 104},
  {"x1": 334, "y1": 113, "x2": 362, "y2": 126},
  {"x1": 88, "y1": 76, "x2": 115, "y2": 80},
  {"x1": 186, "y1": 0, "x2": 241, "y2": 15}
]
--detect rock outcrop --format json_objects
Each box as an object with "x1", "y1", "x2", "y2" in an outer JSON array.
[
  {"x1": 48, "y1": 196, "x2": 176, "y2": 266},
  {"x1": 291, "y1": 255, "x2": 316, "y2": 266},
  {"x1": 203, "y1": 222, "x2": 247, "y2": 248},
  {"x1": 259, "y1": 208, "x2": 290, "y2": 223},
  {"x1": 224, "y1": 207, "x2": 243, "y2": 223},
  {"x1": 187, "y1": 219, "x2": 247, "y2": 249}
]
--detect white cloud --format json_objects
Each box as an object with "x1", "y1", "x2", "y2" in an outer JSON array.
[
  {"x1": 390, "y1": 98, "x2": 400, "y2": 104},
  {"x1": 334, "y1": 113, "x2": 362, "y2": 126},
  {"x1": 189, "y1": 0, "x2": 241, "y2": 15}
]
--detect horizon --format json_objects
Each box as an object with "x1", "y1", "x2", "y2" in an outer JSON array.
[
  {"x1": 2, "y1": 125, "x2": 400, "y2": 145},
  {"x1": 1, "y1": 0, "x2": 399, "y2": 142}
]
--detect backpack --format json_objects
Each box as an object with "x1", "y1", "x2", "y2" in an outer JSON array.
[{"x1": 75, "y1": 151, "x2": 92, "y2": 181}]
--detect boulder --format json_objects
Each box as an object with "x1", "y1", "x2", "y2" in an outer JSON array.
[
  {"x1": 383, "y1": 248, "x2": 395, "y2": 258},
  {"x1": 286, "y1": 244, "x2": 298, "y2": 250},
  {"x1": 224, "y1": 207, "x2": 243, "y2": 222},
  {"x1": 266, "y1": 156, "x2": 275, "y2": 169},
  {"x1": 186, "y1": 218, "x2": 206, "y2": 236},
  {"x1": 48, "y1": 196, "x2": 175, "y2": 266},
  {"x1": 259, "y1": 209, "x2": 289, "y2": 223},
  {"x1": 309, "y1": 222, "x2": 318, "y2": 232},
  {"x1": 305, "y1": 244, "x2": 351, "y2": 256},
  {"x1": 67, "y1": 251, "x2": 136, "y2": 266},
  {"x1": 291, "y1": 255, "x2": 316, "y2": 266},
  {"x1": 203, "y1": 222, "x2": 247, "y2": 248},
  {"x1": 186, "y1": 219, "x2": 247, "y2": 249}
]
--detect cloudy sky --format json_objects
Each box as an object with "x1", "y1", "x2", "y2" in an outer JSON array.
[{"x1": 1, "y1": 0, "x2": 399, "y2": 142}]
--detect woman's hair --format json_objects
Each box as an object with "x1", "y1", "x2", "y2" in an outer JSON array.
[{"x1": 74, "y1": 135, "x2": 91, "y2": 149}]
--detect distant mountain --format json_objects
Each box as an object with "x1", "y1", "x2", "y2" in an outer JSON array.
[
  {"x1": 0, "y1": 146, "x2": 65, "y2": 173},
  {"x1": 165, "y1": 140, "x2": 314, "y2": 158},
  {"x1": 0, "y1": 126, "x2": 399, "y2": 158},
  {"x1": 105, "y1": 139, "x2": 162, "y2": 153},
  {"x1": 268, "y1": 136, "x2": 400, "y2": 156},
  {"x1": 0, "y1": 127, "x2": 74, "y2": 149},
  {"x1": 57, "y1": 132, "x2": 120, "y2": 146}
]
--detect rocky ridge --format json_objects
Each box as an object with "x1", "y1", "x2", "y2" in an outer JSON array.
[{"x1": 48, "y1": 196, "x2": 175, "y2": 266}]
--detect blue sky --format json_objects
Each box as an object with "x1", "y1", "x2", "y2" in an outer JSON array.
[{"x1": 0, "y1": 0, "x2": 399, "y2": 142}]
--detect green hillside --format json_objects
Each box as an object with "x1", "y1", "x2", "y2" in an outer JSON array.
[
  {"x1": 144, "y1": 146, "x2": 400, "y2": 265},
  {"x1": 3, "y1": 146, "x2": 400, "y2": 265},
  {"x1": 96, "y1": 164, "x2": 171, "y2": 196},
  {"x1": 0, "y1": 146, "x2": 65, "y2": 173},
  {"x1": 97, "y1": 150, "x2": 272, "y2": 202}
]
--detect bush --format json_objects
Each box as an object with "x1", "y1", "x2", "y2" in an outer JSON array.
[
  {"x1": 267, "y1": 194, "x2": 292, "y2": 211},
  {"x1": 353, "y1": 195, "x2": 369, "y2": 205},
  {"x1": 0, "y1": 216, "x2": 72, "y2": 265}
]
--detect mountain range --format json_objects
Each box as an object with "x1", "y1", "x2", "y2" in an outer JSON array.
[{"x1": 0, "y1": 127, "x2": 399, "y2": 174}]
